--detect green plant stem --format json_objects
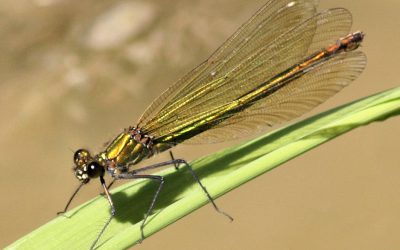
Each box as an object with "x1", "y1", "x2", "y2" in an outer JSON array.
[{"x1": 7, "y1": 87, "x2": 400, "y2": 250}]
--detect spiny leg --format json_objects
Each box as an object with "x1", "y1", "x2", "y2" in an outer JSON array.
[
  {"x1": 114, "y1": 173, "x2": 164, "y2": 243},
  {"x1": 106, "y1": 180, "x2": 116, "y2": 190},
  {"x1": 128, "y1": 159, "x2": 233, "y2": 221},
  {"x1": 169, "y1": 151, "x2": 179, "y2": 169},
  {"x1": 102, "y1": 149, "x2": 178, "y2": 194},
  {"x1": 100, "y1": 179, "x2": 116, "y2": 196},
  {"x1": 173, "y1": 159, "x2": 234, "y2": 221},
  {"x1": 91, "y1": 159, "x2": 232, "y2": 248},
  {"x1": 91, "y1": 173, "x2": 164, "y2": 247},
  {"x1": 90, "y1": 176, "x2": 115, "y2": 250},
  {"x1": 57, "y1": 181, "x2": 86, "y2": 215}
]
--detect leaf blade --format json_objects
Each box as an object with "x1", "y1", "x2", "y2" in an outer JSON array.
[{"x1": 6, "y1": 87, "x2": 400, "y2": 250}]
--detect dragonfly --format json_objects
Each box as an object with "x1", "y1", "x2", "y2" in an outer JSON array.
[{"x1": 59, "y1": 0, "x2": 366, "y2": 248}]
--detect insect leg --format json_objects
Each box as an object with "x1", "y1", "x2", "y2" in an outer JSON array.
[
  {"x1": 100, "y1": 179, "x2": 116, "y2": 196},
  {"x1": 106, "y1": 180, "x2": 116, "y2": 190},
  {"x1": 113, "y1": 173, "x2": 164, "y2": 243},
  {"x1": 129, "y1": 159, "x2": 233, "y2": 221},
  {"x1": 57, "y1": 181, "x2": 86, "y2": 215},
  {"x1": 169, "y1": 151, "x2": 179, "y2": 169},
  {"x1": 172, "y1": 159, "x2": 234, "y2": 222},
  {"x1": 90, "y1": 176, "x2": 115, "y2": 250}
]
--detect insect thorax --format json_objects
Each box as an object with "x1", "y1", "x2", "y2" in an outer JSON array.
[{"x1": 100, "y1": 127, "x2": 156, "y2": 171}]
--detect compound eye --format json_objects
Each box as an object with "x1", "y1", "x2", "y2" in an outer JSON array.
[
  {"x1": 74, "y1": 168, "x2": 89, "y2": 183},
  {"x1": 87, "y1": 161, "x2": 104, "y2": 178},
  {"x1": 74, "y1": 149, "x2": 91, "y2": 167}
]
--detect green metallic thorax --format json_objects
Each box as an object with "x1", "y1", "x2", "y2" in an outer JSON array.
[{"x1": 99, "y1": 129, "x2": 171, "y2": 170}]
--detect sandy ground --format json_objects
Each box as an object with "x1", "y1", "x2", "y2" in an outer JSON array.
[{"x1": 0, "y1": 0, "x2": 399, "y2": 249}]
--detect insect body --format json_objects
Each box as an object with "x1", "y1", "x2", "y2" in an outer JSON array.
[{"x1": 59, "y1": 0, "x2": 366, "y2": 249}]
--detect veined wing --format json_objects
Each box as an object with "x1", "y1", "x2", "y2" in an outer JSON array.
[
  {"x1": 186, "y1": 50, "x2": 366, "y2": 143},
  {"x1": 186, "y1": 7, "x2": 358, "y2": 143},
  {"x1": 137, "y1": 0, "x2": 319, "y2": 128},
  {"x1": 137, "y1": 2, "x2": 364, "y2": 144}
]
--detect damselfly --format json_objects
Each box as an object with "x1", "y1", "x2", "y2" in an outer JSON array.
[{"x1": 59, "y1": 0, "x2": 366, "y2": 248}]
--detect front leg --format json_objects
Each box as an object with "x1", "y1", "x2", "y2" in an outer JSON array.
[
  {"x1": 100, "y1": 179, "x2": 116, "y2": 197},
  {"x1": 90, "y1": 176, "x2": 116, "y2": 250}
]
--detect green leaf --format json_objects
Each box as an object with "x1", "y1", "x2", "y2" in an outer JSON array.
[{"x1": 7, "y1": 87, "x2": 400, "y2": 250}]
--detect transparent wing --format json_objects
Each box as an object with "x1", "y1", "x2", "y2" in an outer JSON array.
[
  {"x1": 139, "y1": 6, "x2": 356, "y2": 143},
  {"x1": 306, "y1": 8, "x2": 352, "y2": 54},
  {"x1": 185, "y1": 7, "x2": 355, "y2": 144},
  {"x1": 186, "y1": 50, "x2": 366, "y2": 143},
  {"x1": 137, "y1": 0, "x2": 319, "y2": 128}
]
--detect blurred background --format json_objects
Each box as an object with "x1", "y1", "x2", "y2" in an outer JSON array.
[{"x1": 0, "y1": 0, "x2": 399, "y2": 249}]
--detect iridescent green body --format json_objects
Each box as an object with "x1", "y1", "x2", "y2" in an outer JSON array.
[
  {"x1": 96, "y1": 32, "x2": 364, "y2": 175},
  {"x1": 97, "y1": 128, "x2": 171, "y2": 174},
  {"x1": 66, "y1": 2, "x2": 367, "y2": 249},
  {"x1": 101, "y1": 131, "x2": 149, "y2": 167}
]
